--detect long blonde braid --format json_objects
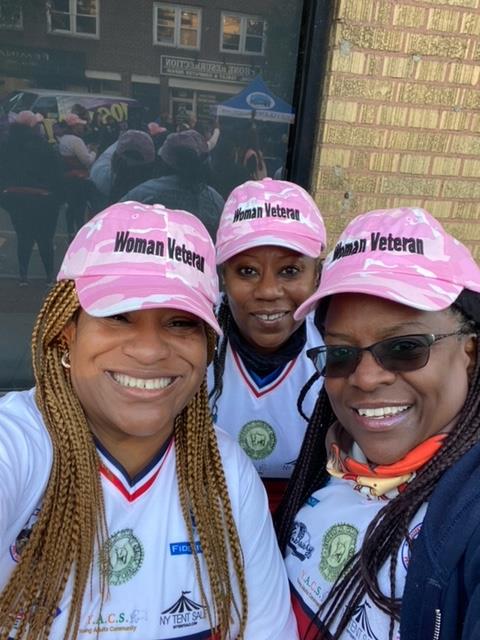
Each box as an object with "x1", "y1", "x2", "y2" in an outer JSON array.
[{"x1": 0, "y1": 282, "x2": 248, "y2": 638}]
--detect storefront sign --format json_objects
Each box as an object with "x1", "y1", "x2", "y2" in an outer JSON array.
[
  {"x1": 0, "y1": 44, "x2": 85, "y2": 79},
  {"x1": 160, "y1": 55, "x2": 257, "y2": 84}
]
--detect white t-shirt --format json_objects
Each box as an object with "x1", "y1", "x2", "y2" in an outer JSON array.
[
  {"x1": 0, "y1": 389, "x2": 298, "y2": 639},
  {"x1": 285, "y1": 477, "x2": 427, "y2": 640},
  {"x1": 207, "y1": 314, "x2": 323, "y2": 480}
]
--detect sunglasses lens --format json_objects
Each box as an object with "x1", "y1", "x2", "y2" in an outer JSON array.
[
  {"x1": 325, "y1": 346, "x2": 358, "y2": 377},
  {"x1": 376, "y1": 335, "x2": 431, "y2": 371}
]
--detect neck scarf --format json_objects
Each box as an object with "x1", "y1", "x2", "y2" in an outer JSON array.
[
  {"x1": 228, "y1": 318, "x2": 307, "y2": 377},
  {"x1": 325, "y1": 422, "x2": 447, "y2": 498}
]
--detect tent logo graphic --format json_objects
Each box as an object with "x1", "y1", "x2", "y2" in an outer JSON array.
[
  {"x1": 160, "y1": 591, "x2": 207, "y2": 629},
  {"x1": 246, "y1": 91, "x2": 275, "y2": 109}
]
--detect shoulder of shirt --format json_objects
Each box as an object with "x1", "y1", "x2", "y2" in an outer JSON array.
[{"x1": 0, "y1": 388, "x2": 51, "y2": 445}]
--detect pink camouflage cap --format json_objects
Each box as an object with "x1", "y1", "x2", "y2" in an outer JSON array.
[
  {"x1": 57, "y1": 201, "x2": 221, "y2": 334},
  {"x1": 295, "y1": 206, "x2": 480, "y2": 320},
  {"x1": 215, "y1": 178, "x2": 326, "y2": 264}
]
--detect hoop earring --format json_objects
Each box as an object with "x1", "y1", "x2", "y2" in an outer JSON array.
[{"x1": 61, "y1": 351, "x2": 71, "y2": 369}]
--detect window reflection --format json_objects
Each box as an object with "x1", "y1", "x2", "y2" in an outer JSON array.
[{"x1": 0, "y1": 0, "x2": 303, "y2": 390}]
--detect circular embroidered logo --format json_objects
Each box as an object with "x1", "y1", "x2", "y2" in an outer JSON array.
[
  {"x1": 319, "y1": 523, "x2": 358, "y2": 583},
  {"x1": 102, "y1": 528, "x2": 144, "y2": 586},
  {"x1": 239, "y1": 420, "x2": 276, "y2": 460},
  {"x1": 401, "y1": 522, "x2": 422, "y2": 570}
]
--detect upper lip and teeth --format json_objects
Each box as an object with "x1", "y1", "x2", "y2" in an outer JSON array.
[
  {"x1": 111, "y1": 372, "x2": 174, "y2": 390},
  {"x1": 355, "y1": 405, "x2": 410, "y2": 418},
  {"x1": 254, "y1": 311, "x2": 289, "y2": 321}
]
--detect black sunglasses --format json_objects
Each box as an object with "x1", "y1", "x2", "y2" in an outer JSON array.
[{"x1": 307, "y1": 331, "x2": 467, "y2": 378}]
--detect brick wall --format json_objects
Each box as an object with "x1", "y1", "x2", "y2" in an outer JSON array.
[{"x1": 312, "y1": 0, "x2": 480, "y2": 257}]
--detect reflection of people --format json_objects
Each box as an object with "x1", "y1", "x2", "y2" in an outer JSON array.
[
  {"x1": 0, "y1": 201, "x2": 298, "y2": 638},
  {"x1": 276, "y1": 207, "x2": 480, "y2": 640},
  {"x1": 108, "y1": 130, "x2": 156, "y2": 203},
  {"x1": 241, "y1": 125, "x2": 267, "y2": 180},
  {"x1": 58, "y1": 112, "x2": 98, "y2": 240},
  {"x1": 209, "y1": 179, "x2": 326, "y2": 511},
  {"x1": 122, "y1": 130, "x2": 224, "y2": 240},
  {"x1": 0, "y1": 110, "x2": 63, "y2": 285}
]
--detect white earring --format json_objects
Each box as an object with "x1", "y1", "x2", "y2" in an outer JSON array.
[{"x1": 61, "y1": 351, "x2": 71, "y2": 369}]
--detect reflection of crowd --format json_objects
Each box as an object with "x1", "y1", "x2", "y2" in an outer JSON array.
[{"x1": 0, "y1": 105, "x2": 287, "y2": 286}]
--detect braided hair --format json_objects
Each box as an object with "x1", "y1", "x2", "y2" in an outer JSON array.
[
  {"x1": 0, "y1": 281, "x2": 248, "y2": 639},
  {"x1": 275, "y1": 299, "x2": 480, "y2": 640}
]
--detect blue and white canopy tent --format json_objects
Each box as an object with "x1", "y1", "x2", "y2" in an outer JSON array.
[{"x1": 216, "y1": 76, "x2": 295, "y2": 124}]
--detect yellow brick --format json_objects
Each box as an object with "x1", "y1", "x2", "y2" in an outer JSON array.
[
  {"x1": 317, "y1": 169, "x2": 346, "y2": 191},
  {"x1": 447, "y1": 63, "x2": 480, "y2": 85},
  {"x1": 349, "y1": 174, "x2": 378, "y2": 193},
  {"x1": 383, "y1": 56, "x2": 415, "y2": 79},
  {"x1": 398, "y1": 83, "x2": 460, "y2": 107},
  {"x1": 474, "y1": 42, "x2": 480, "y2": 60},
  {"x1": 325, "y1": 100, "x2": 359, "y2": 123},
  {"x1": 331, "y1": 50, "x2": 368, "y2": 75},
  {"x1": 446, "y1": 222, "x2": 480, "y2": 242},
  {"x1": 443, "y1": 180, "x2": 480, "y2": 199},
  {"x1": 450, "y1": 201, "x2": 480, "y2": 220},
  {"x1": 359, "y1": 104, "x2": 377, "y2": 125},
  {"x1": 427, "y1": 7, "x2": 462, "y2": 32},
  {"x1": 380, "y1": 176, "x2": 441, "y2": 197},
  {"x1": 431, "y1": 157, "x2": 462, "y2": 175},
  {"x1": 461, "y1": 12, "x2": 480, "y2": 35},
  {"x1": 319, "y1": 147, "x2": 352, "y2": 167},
  {"x1": 384, "y1": 196, "x2": 428, "y2": 209},
  {"x1": 418, "y1": 0, "x2": 478, "y2": 7},
  {"x1": 414, "y1": 60, "x2": 448, "y2": 84},
  {"x1": 462, "y1": 159, "x2": 480, "y2": 177},
  {"x1": 351, "y1": 150, "x2": 370, "y2": 170},
  {"x1": 450, "y1": 135, "x2": 480, "y2": 155},
  {"x1": 330, "y1": 77, "x2": 395, "y2": 100},
  {"x1": 341, "y1": 0, "x2": 377, "y2": 22},
  {"x1": 471, "y1": 113, "x2": 480, "y2": 133},
  {"x1": 387, "y1": 131, "x2": 449, "y2": 153},
  {"x1": 354, "y1": 196, "x2": 391, "y2": 213},
  {"x1": 324, "y1": 124, "x2": 385, "y2": 148},
  {"x1": 407, "y1": 108, "x2": 440, "y2": 129},
  {"x1": 399, "y1": 155, "x2": 431, "y2": 174},
  {"x1": 406, "y1": 33, "x2": 468, "y2": 58},
  {"x1": 341, "y1": 24, "x2": 403, "y2": 51},
  {"x1": 463, "y1": 90, "x2": 480, "y2": 109},
  {"x1": 439, "y1": 109, "x2": 472, "y2": 131},
  {"x1": 470, "y1": 245, "x2": 480, "y2": 261},
  {"x1": 393, "y1": 5, "x2": 428, "y2": 28},
  {"x1": 377, "y1": 105, "x2": 409, "y2": 127},
  {"x1": 369, "y1": 153, "x2": 401, "y2": 172},
  {"x1": 421, "y1": 200, "x2": 453, "y2": 219}
]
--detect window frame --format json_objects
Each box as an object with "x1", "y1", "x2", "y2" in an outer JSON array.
[
  {"x1": 153, "y1": 3, "x2": 202, "y2": 50},
  {"x1": 219, "y1": 12, "x2": 266, "y2": 56},
  {"x1": 47, "y1": 0, "x2": 100, "y2": 39}
]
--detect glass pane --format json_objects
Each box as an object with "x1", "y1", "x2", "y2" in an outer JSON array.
[
  {"x1": 77, "y1": 0, "x2": 97, "y2": 16},
  {"x1": 51, "y1": 11, "x2": 71, "y2": 31},
  {"x1": 157, "y1": 26, "x2": 175, "y2": 44},
  {"x1": 157, "y1": 7, "x2": 175, "y2": 26},
  {"x1": 246, "y1": 18, "x2": 264, "y2": 36},
  {"x1": 51, "y1": 0, "x2": 69, "y2": 11},
  {"x1": 180, "y1": 29, "x2": 197, "y2": 48},
  {"x1": 0, "y1": 0, "x2": 305, "y2": 393},
  {"x1": 181, "y1": 10, "x2": 198, "y2": 29},
  {"x1": 245, "y1": 36, "x2": 263, "y2": 53},
  {"x1": 76, "y1": 15, "x2": 96, "y2": 34}
]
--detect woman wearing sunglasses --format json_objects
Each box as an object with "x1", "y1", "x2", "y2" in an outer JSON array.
[{"x1": 275, "y1": 207, "x2": 480, "y2": 640}]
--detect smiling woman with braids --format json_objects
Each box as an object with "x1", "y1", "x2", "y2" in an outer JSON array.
[
  {"x1": 275, "y1": 207, "x2": 480, "y2": 640},
  {"x1": 209, "y1": 178, "x2": 326, "y2": 512},
  {"x1": 0, "y1": 201, "x2": 297, "y2": 639}
]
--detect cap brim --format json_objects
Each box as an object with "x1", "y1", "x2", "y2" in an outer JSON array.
[
  {"x1": 294, "y1": 270, "x2": 464, "y2": 321},
  {"x1": 74, "y1": 275, "x2": 222, "y2": 335},
  {"x1": 216, "y1": 233, "x2": 323, "y2": 264}
]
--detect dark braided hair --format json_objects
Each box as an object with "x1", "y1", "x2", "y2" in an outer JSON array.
[
  {"x1": 209, "y1": 296, "x2": 232, "y2": 419},
  {"x1": 275, "y1": 301, "x2": 480, "y2": 640}
]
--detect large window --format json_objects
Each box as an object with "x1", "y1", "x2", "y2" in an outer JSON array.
[
  {"x1": 48, "y1": 0, "x2": 99, "y2": 37},
  {"x1": 154, "y1": 4, "x2": 201, "y2": 49},
  {"x1": 220, "y1": 13, "x2": 266, "y2": 55}
]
